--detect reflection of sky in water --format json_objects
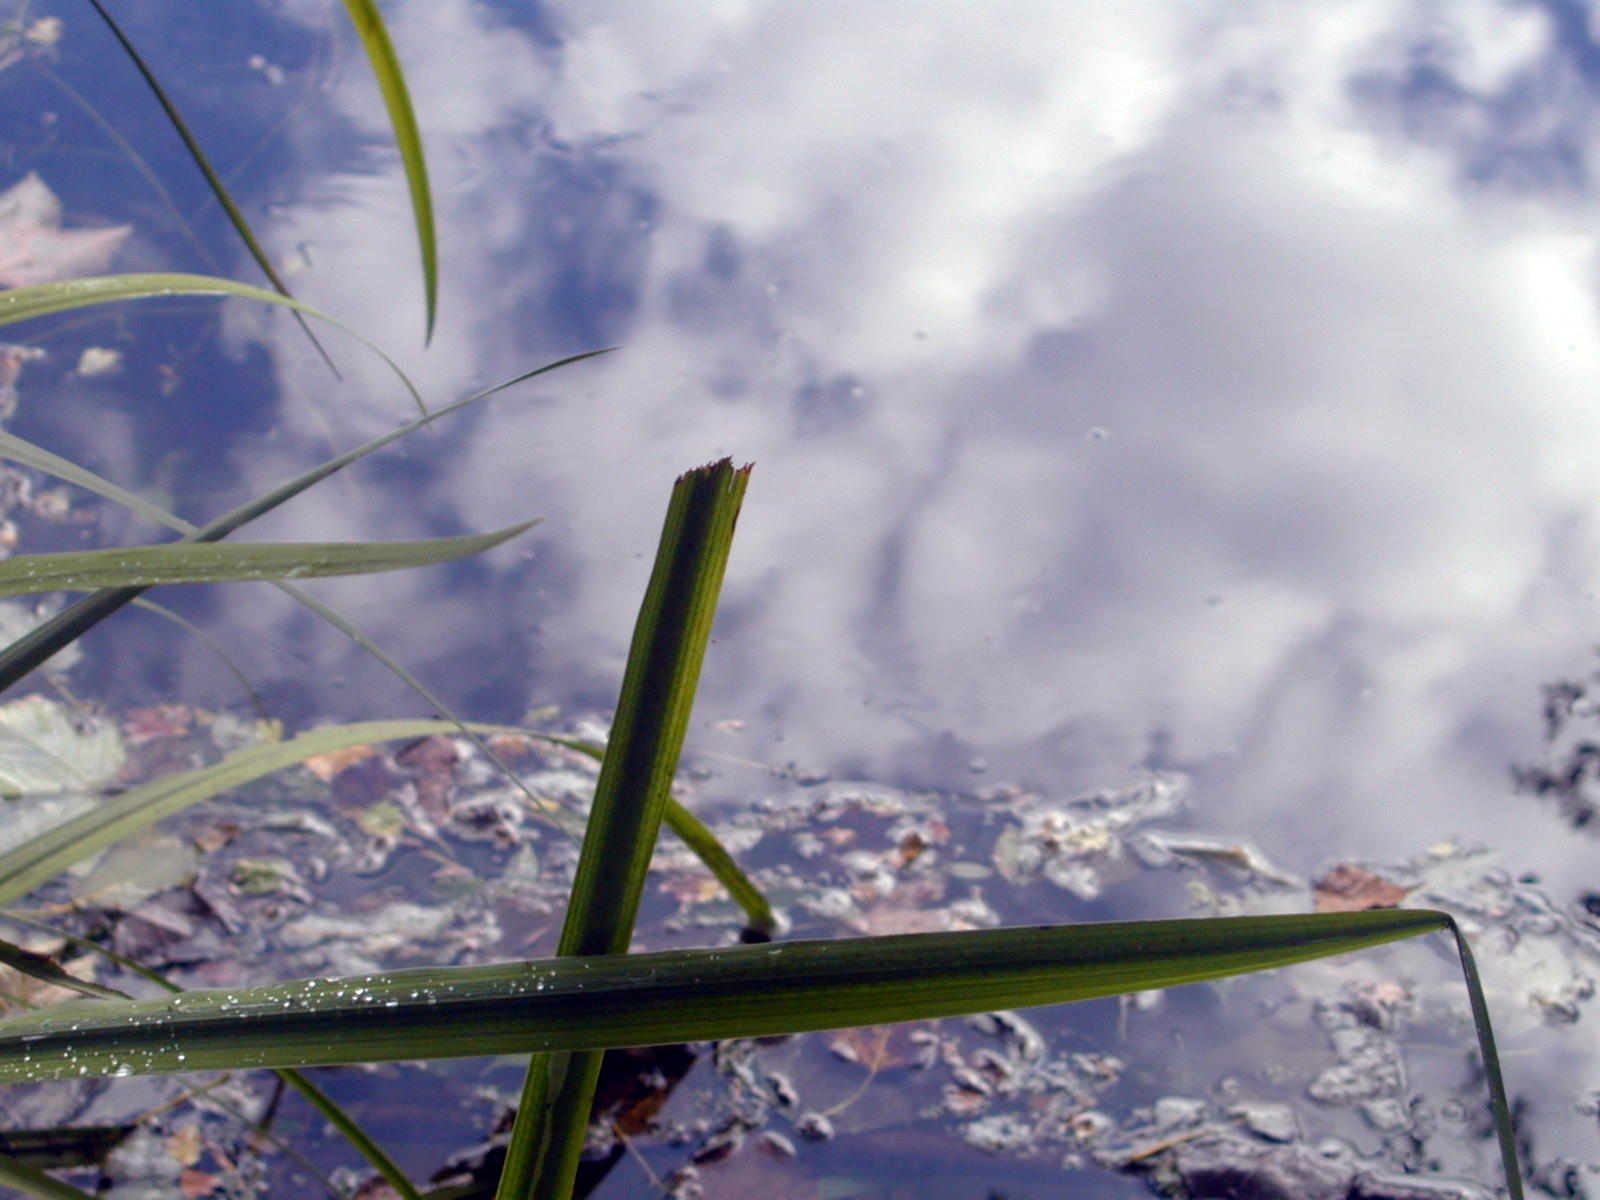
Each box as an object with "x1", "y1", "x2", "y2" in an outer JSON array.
[
  {"x1": 10, "y1": 0, "x2": 1600, "y2": 1184},
  {"x1": 15, "y1": 3, "x2": 1600, "y2": 868}
]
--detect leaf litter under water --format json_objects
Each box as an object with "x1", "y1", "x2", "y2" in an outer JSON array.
[{"x1": 0, "y1": 718, "x2": 1556, "y2": 1200}]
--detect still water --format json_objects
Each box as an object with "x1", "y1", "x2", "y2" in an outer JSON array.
[{"x1": 3, "y1": 1, "x2": 1600, "y2": 1196}]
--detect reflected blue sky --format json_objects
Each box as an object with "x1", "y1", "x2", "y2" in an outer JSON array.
[
  {"x1": 8, "y1": 0, "x2": 1600, "y2": 1191},
  {"x1": 9, "y1": 0, "x2": 1600, "y2": 965},
  {"x1": 13, "y1": 1, "x2": 1600, "y2": 881}
]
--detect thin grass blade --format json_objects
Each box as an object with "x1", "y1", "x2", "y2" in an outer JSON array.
[
  {"x1": 341, "y1": 0, "x2": 437, "y2": 342},
  {"x1": 0, "y1": 273, "x2": 425, "y2": 414},
  {"x1": 125, "y1": 598, "x2": 269, "y2": 718},
  {"x1": 503, "y1": 459, "x2": 751, "y2": 1200},
  {"x1": 1449, "y1": 918, "x2": 1523, "y2": 1200},
  {"x1": 82, "y1": 0, "x2": 341, "y2": 376},
  {"x1": 0, "y1": 523, "x2": 536, "y2": 598}
]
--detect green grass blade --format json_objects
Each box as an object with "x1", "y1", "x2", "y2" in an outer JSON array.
[
  {"x1": 341, "y1": 0, "x2": 437, "y2": 342},
  {"x1": 0, "y1": 1154, "x2": 97, "y2": 1200},
  {"x1": 0, "y1": 431, "x2": 192, "y2": 535},
  {"x1": 0, "y1": 350, "x2": 611, "y2": 691},
  {"x1": 82, "y1": 0, "x2": 342, "y2": 377},
  {"x1": 660, "y1": 797, "x2": 775, "y2": 936},
  {"x1": 1449, "y1": 918, "x2": 1523, "y2": 1200},
  {"x1": 0, "y1": 718, "x2": 526, "y2": 908},
  {"x1": 280, "y1": 1069, "x2": 423, "y2": 1200},
  {"x1": 503, "y1": 459, "x2": 750, "y2": 1200},
  {"x1": 0, "y1": 523, "x2": 536, "y2": 598},
  {"x1": 0, "y1": 911, "x2": 1449, "y2": 1078},
  {"x1": 0, "y1": 273, "x2": 426, "y2": 415},
  {"x1": 0, "y1": 910, "x2": 1521, "y2": 1194}
]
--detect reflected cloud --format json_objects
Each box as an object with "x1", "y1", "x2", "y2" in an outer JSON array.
[{"x1": 199, "y1": 1, "x2": 1600, "y2": 898}]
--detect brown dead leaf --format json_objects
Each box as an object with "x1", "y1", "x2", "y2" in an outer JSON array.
[
  {"x1": 124, "y1": 704, "x2": 194, "y2": 744},
  {"x1": 1313, "y1": 863, "x2": 1410, "y2": 912},
  {"x1": 166, "y1": 1124, "x2": 203, "y2": 1167},
  {"x1": 179, "y1": 1169, "x2": 219, "y2": 1199},
  {"x1": 301, "y1": 743, "x2": 378, "y2": 781}
]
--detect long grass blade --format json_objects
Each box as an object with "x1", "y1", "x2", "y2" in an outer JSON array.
[
  {"x1": 0, "y1": 273, "x2": 425, "y2": 415},
  {"x1": 0, "y1": 718, "x2": 528, "y2": 908},
  {"x1": 0, "y1": 911, "x2": 1451, "y2": 1079},
  {"x1": 0, "y1": 523, "x2": 536, "y2": 598},
  {"x1": 340, "y1": 0, "x2": 437, "y2": 342},
  {"x1": 1449, "y1": 918, "x2": 1523, "y2": 1200},
  {"x1": 502, "y1": 460, "x2": 750, "y2": 1200},
  {"x1": 0, "y1": 910, "x2": 1524, "y2": 1197},
  {"x1": 81, "y1": 0, "x2": 342, "y2": 376}
]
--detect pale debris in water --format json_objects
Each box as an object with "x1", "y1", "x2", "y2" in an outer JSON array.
[{"x1": 0, "y1": 173, "x2": 131, "y2": 288}]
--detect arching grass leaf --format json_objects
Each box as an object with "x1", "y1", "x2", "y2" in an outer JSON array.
[
  {"x1": 0, "y1": 272, "x2": 426, "y2": 414},
  {"x1": 0, "y1": 522, "x2": 536, "y2": 598},
  {"x1": 341, "y1": 0, "x2": 437, "y2": 342}
]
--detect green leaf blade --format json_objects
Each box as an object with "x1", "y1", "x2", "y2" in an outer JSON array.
[
  {"x1": 341, "y1": 0, "x2": 437, "y2": 342},
  {"x1": 0, "y1": 911, "x2": 1446, "y2": 1082},
  {"x1": 0, "y1": 523, "x2": 536, "y2": 598},
  {"x1": 0, "y1": 273, "x2": 427, "y2": 414}
]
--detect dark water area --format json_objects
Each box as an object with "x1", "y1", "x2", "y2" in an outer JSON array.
[{"x1": 4, "y1": 1, "x2": 1600, "y2": 1197}]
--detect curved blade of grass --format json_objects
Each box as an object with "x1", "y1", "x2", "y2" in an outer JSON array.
[
  {"x1": 341, "y1": 0, "x2": 436, "y2": 342},
  {"x1": 0, "y1": 913, "x2": 421, "y2": 1200},
  {"x1": 0, "y1": 349, "x2": 612, "y2": 690},
  {"x1": 0, "y1": 273, "x2": 425, "y2": 415},
  {"x1": 1451, "y1": 922, "x2": 1523, "y2": 1200},
  {"x1": 0, "y1": 1154, "x2": 97, "y2": 1200},
  {"x1": 505, "y1": 459, "x2": 751, "y2": 1200},
  {"x1": 81, "y1": 0, "x2": 341, "y2": 377},
  {"x1": 0, "y1": 910, "x2": 1454, "y2": 1074},
  {"x1": 0, "y1": 718, "x2": 527, "y2": 908},
  {"x1": 0, "y1": 431, "x2": 194, "y2": 535},
  {"x1": 0, "y1": 910, "x2": 1519, "y2": 1198},
  {"x1": 0, "y1": 523, "x2": 536, "y2": 599}
]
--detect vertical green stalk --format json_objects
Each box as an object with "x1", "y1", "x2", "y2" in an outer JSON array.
[{"x1": 495, "y1": 459, "x2": 751, "y2": 1200}]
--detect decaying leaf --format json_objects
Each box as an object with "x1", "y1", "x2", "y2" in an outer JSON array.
[
  {"x1": 301, "y1": 743, "x2": 378, "y2": 781},
  {"x1": 1313, "y1": 863, "x2": 1410, "y2": 913},
  {"x1": 0, "y1": 173, "x2": 131, "y2": 288}
]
